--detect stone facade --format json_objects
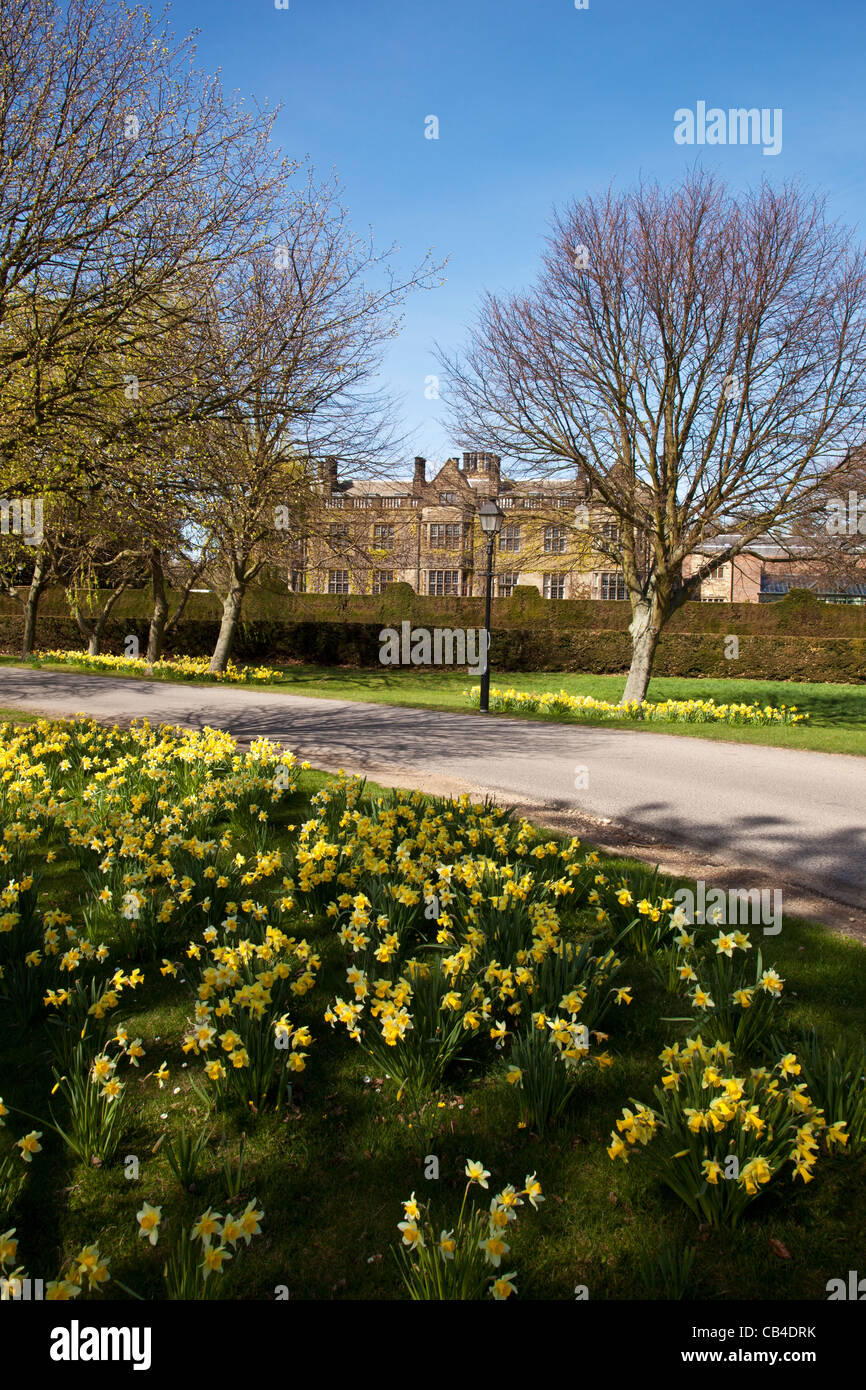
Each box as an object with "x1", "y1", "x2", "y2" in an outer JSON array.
[
  {"x1": 288, "y1": 457, "x2": 866, "y2": 603},
  {"x1": 290, "y1": 453, "x2": 635, "y2": 600}
]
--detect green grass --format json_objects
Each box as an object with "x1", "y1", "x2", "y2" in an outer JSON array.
[
  {"x1": 1, "y1": 751, "x2": 864, "y2": 1302},
  {"x1": 0, "y1": 704, "x2": 37, "y2": 723},
  {"x1": 2, "y1": 655, "x2": 865, "y2": 754}
]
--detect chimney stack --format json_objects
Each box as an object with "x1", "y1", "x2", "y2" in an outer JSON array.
[
  {"x1": 484, "y1": 453, "x2": 501, "y2": 487},
  {"x1": 325, "y1": 456, "x2": 338, "y2": 490},
  {"x1": 413, "y1": 456, "x2": 426, "y2": 489}
]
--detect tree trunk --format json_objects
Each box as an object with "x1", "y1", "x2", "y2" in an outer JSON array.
[
  {"x1": 146, "y1": 547, "x2": 169, "y2": 664},
  {"x1": 164, "y1": 560, "x2": 207, "y2": 643},
  {"x1": 21, "y1": 547, "x2": 50, "y2": 658},
  {"x1": 72, "y1": 584, "x2": 129, "y2": 658},
  {"x1": 90, "y1": 584, "x2": 128, "y2": 656},
  {"x1": 72, "y1": 601, "x2": 92, "y2": 647},
  {"x1": 209, "y1": 582, "x2": 245, "y2": 673},
  {"x1": 621, "y1": 600, "x2": 662, "y2": 705}
]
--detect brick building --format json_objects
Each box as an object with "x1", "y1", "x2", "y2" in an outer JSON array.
[{"x1": 684, "y1": 536, "x2": 866, "y2": 604}]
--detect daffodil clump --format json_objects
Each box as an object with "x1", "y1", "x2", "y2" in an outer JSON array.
[
  {"x1": 467, "y1": 686, "x2": 809, "y2": 727},
  {"x1": 395, "y1": 1160, "x2": 544, "y2": 1300},
  {"x1": 659, "y1": 912, "x2": 786, "y2": 1053},
  {"x1": 0, "y1": 714, "x2": 307, "y2": 1298},
  {"x1": 607, "y1": 1039, "x2": 849, "y2": 1226},
  {"x1": 179, "y1": 923, "x2": 319, "y2": 1110},
  {"x1": 507, "y1": 1006, "x2": 616, "y2": 1136},
  {"x1": 135, "y1": 1199, "x2": 264, "y2": 1299},
  {"x1": 0, "y1": 717, "x2": 302, "y2": 974},
  {"x1": 779, "y1": 1026, "x2": 866, "y2": 1152},
  {"x1": 1, "y1": 1227, "x2": 110, "y2": 1300},
  {"x1": 36, "y1": 650, "x2": 283, "y2": 685},
  {"x1": 10, "y1": 970, "x2": 147, "y2": 1165},
  {"x1": 596, "y1": 866, "x2": 680, "y2": 954},
  {"x1": 315, "y1": 775, "x2": 629, "y2": 1128}
]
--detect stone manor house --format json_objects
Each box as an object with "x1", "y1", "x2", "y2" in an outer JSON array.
[
  {"x1": 286, "y1": 453, "x2": 866, "y2": 604},
  {"x1": 288, "y1": 452, "x2": 630, "y2": 601}
]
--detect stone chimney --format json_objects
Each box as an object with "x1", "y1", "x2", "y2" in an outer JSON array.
[
  {"x1": 413, "y1": 456, "x2": 426, "y2": 489},
  {"x1": 325, "y1": 456, "x2": 338, "y2": 491}
]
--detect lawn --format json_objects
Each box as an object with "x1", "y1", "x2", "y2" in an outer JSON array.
[
  {"x1": 3, "y1": 653, "x2": 865, "y2": 755},
  {"x1": 1, "y1": 711, "x2": 864, "y2": 1303}
]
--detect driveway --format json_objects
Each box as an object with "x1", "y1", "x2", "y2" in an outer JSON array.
[{"x1": 0, "y1": 665, "x2": 864, "y2": 917}]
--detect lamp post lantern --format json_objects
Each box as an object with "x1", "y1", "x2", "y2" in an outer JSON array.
[{"x1": 477, "y1": 498, "x2": 504, "y2": 713}]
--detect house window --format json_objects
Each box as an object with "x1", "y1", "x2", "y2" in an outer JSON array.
[
  {"x1": 544, "y1": 525, "x2": 567, "y2": 554},
  {"x1": 543, "y1": 573, "x2": 565, "y2": 599},
  {"x1": 429, "y1": 523, "x2": 463, "y2": 549},
  {"x1": 372, "y1": 570, "x2": 394, "y2": 594},
  {"x1": 499, "y1": 524, "x2": 521, "y2": 553},
  {"x1": 439, "y1": 491, "x2": 458, "y2": 504},
  {"x1": 601, "y1": 521, "x2": 620, "y2": 542},
  {"x1": 599, "y1": 571, "x2": 627, "y2": 600},
  {"x1": 328, "y1": 569, "x2": 350, "y2": 594},
  {"x1": 288, "y1": 570, "x2": 306, "y2": 594},
  {"x1": 428, "y1": 569, "x2": 462, "y2": 596},
  {"x1": 373, "y1": 524, "x2": 394, "y2": 548},
  {"x1": 706, "y1": 562, "x2": 728, "y2": 580},
  {"x1": 497, "y1": 572, "x2": 520, "y2": 597},
  {"x1": 329, "y1": 523, "x2": 349, "y2": 541}
]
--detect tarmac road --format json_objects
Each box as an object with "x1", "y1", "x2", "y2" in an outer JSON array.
[{"x1": 0, "y1": 664, "x2": 863, "y2": 910}]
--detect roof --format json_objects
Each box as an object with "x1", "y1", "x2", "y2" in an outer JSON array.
[
  {"x1": 342, "y1": 480, "x2": 413, "y2": 496},
  {"x1": 695, "y1": 534, "x2": 820, "y2": 559},
  {"x1": 761, "y1": 575, "x2": 866, "y2": 596}
]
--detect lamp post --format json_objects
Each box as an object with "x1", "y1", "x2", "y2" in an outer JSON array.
[{"x1": 477, "y1": 498, "x2": 504, "y2": 713}]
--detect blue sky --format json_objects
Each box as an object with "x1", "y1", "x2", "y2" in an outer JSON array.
[{"x1": 168, "y1": 0, "x2": 866, "y2": 469}]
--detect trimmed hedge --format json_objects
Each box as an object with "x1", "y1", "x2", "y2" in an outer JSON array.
[
  {"x1": 0, "y1": 582, "x2": 863, "y2": 681},
  {"x1": 2, "y1": 614, "x2": 865, "y2": 682},
  {"x1": 3, "y1": 581, "x2": 866, "y2": 634}
]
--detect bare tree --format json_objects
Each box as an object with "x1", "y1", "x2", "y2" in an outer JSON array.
[
  {"x1": 439, "y1": 171, "x2": 866, "y2": 702},
  {"x1": 184, "y1": 171, "x2": 440, "y2": 672}
]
